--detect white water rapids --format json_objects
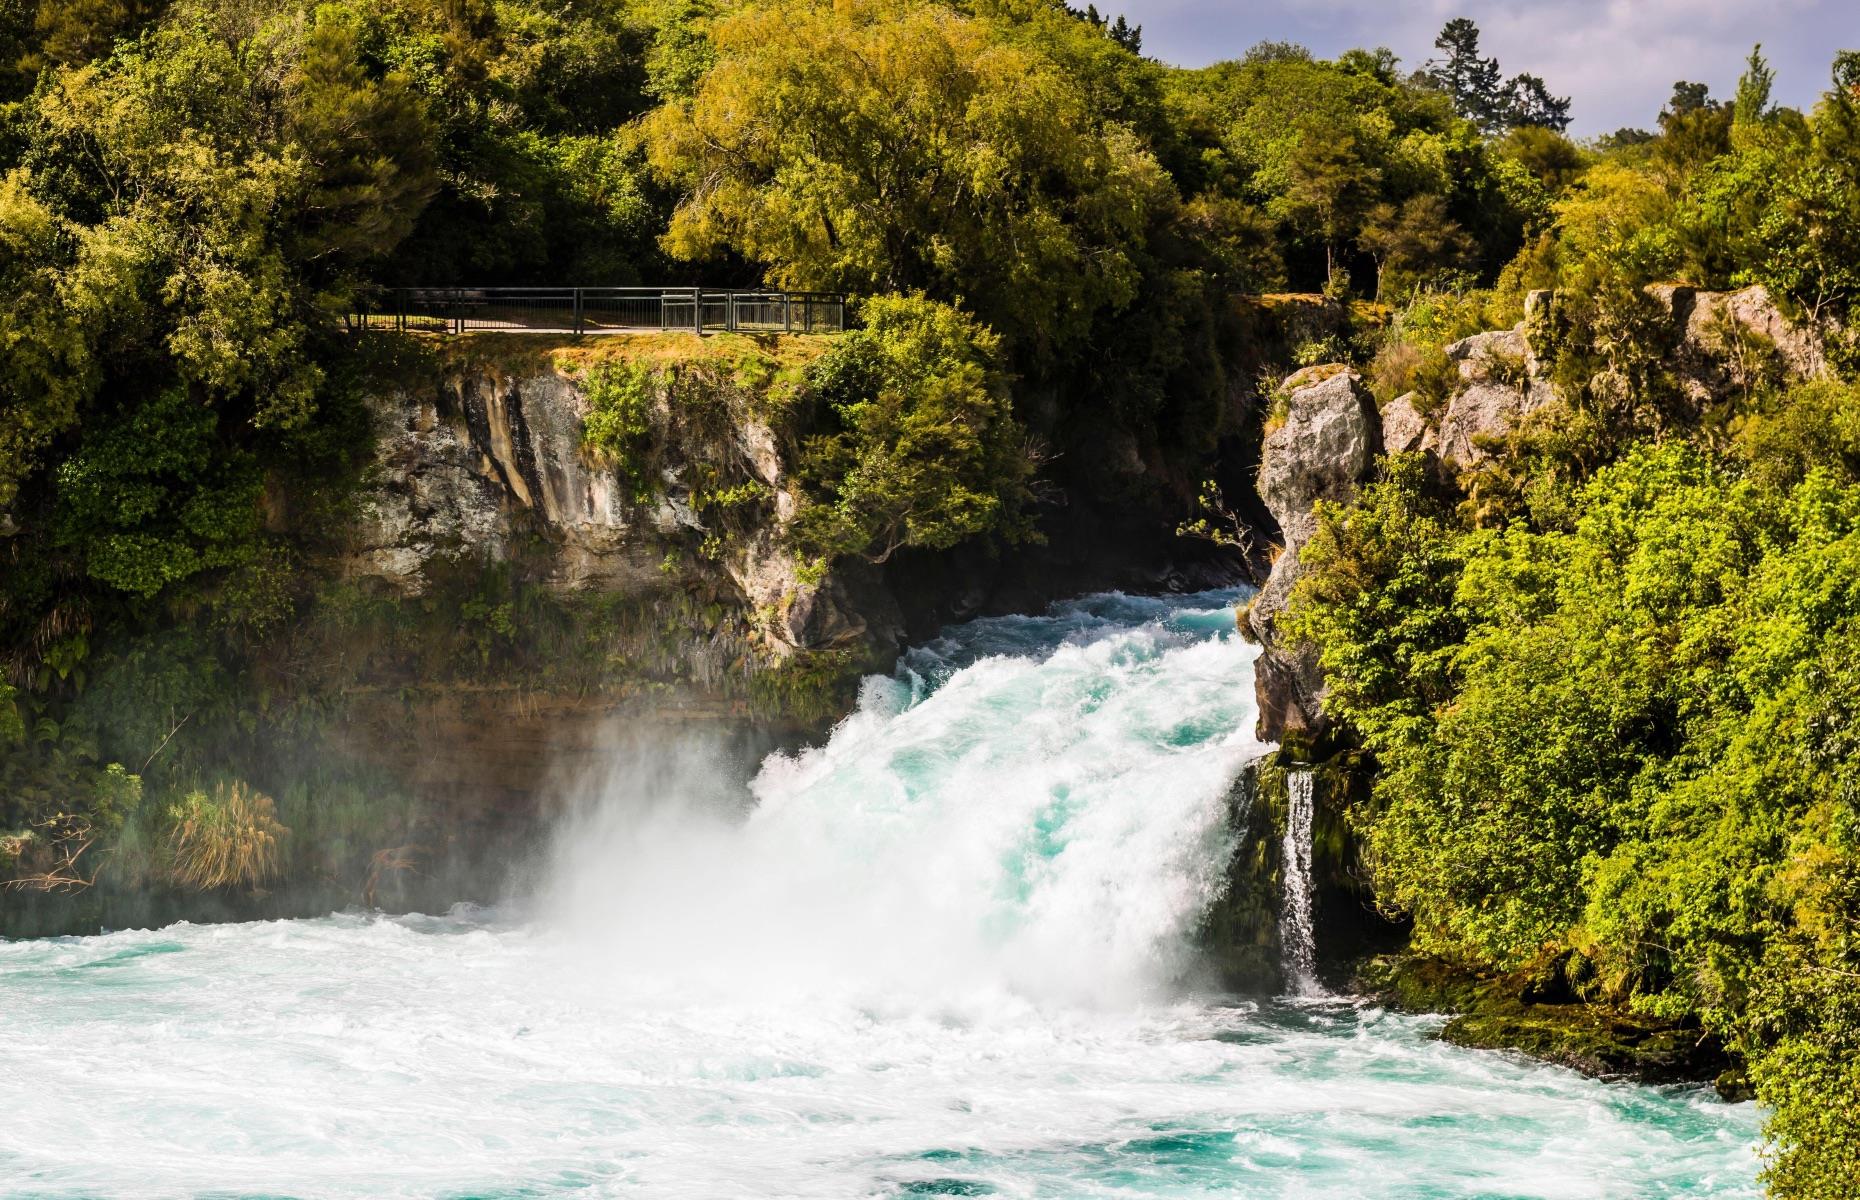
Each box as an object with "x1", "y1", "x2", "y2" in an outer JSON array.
[{"x1": 0, "y1": 592, "x2": 1762, "y2": 1198}]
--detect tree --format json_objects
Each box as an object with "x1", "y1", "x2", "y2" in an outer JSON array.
[
  {"x1": 1424, "y1": 18, "x2": 1570, "y2": 133},
  {"x1": 1664, "y1": 80, "x2": 1716, "y2": 119},
  {"x1": 0, "y1": 169, "x2": 91, "y2": 511},
  {"x1": 1505, "y1": 73, "x2": 1571, "y2": 132},
  {"x1": 1734, "y1": 43, "x2": 1776, "y2": 128},
  {"x1": 641, "y1": 0, "x2": 1175, "y2": 353},
  {"x1": 1278, "y1": 135, "x2": 1379, "y2": 291},
  {"x1": 793, "y1": 295, "x2": 1034, "y2": 567},
  {"x1": 1426, "y1": 17, "x2": 1507, "y2": 131},
  {"x1": 284, "y1": 11, "x2": 438, "y2": 268},
  {"x1": 1360, "y1": 193, "x2": 1470, "y2": 301},
  {"x1": 27, "y1": 0, "x2": 167, "y2": 70}
]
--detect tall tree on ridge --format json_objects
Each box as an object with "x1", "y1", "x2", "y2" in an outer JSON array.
[{"x1": 1425, "y1": 17, "x2": 1571, "y2": 133}]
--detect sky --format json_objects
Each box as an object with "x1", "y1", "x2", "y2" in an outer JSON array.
[{"x1": 1097, "y1": 0, "x2": 1859, "y2": 135}]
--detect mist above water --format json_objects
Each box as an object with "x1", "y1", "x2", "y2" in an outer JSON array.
[{"x1": 535, "y1": 590, "x2": 1267, "y2": 1008}]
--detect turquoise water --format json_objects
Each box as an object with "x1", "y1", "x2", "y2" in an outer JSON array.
[{"x1": 0, "y1": 592, "x2": 1762, "y2": 1198}]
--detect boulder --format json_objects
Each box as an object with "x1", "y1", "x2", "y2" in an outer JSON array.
[
  {"x1": 1379, "y1": 393, "x2": 1432, "y2": 455},
  {"x1": 1435, "y1": 377, "x2": 1556, "y2": 470},
  {"x1": 1247, "y1": 368, "x2": 1381, "y2": 742},
  {"x1": 1256, "y1": 369, "x2": 1381, "y2": 551},
  {"x1": 1429, "y1": 324, "x2": 1562, "y2": 471},
  {"x1": 1649, "y1": 284, "x2": 1829, "y2": 404},
  {"x1": 1447, "y1": 327, "x2": 1532, "y2": 381}
]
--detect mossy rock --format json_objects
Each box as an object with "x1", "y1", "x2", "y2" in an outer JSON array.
[{"x1": 1358, "y1": 954, "x2": 1735, "y2": 1087}]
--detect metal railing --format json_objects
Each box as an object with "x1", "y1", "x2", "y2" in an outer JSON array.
[{"x1": 347, "y1": 287, "x2": 846, "y2": 336}]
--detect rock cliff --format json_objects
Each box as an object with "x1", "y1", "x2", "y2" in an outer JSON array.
[
  {"x1": 1244, "y1": 367, "x2": 1381, "y2": 743},
  {"x1": 1245, "y1": 284, "x2": 1829, "y2": 747},
  {"x1": 345, "y1": 339, "x2": 895, "y2": 659}
]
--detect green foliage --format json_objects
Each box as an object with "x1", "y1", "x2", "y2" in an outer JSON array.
[
  {"x1": 1291, "y1": 436, "x2": 1860, "y2": 1198},
  {"x1": 53, "y1": 387, "x2": 262, "y2": 597},
  {"x1": 1422, "y1": 18, "x2": 1571, "y2": 134},
  {"x1": 642, "y1": 0, "x2": 1175, "y2": 354},
  {"x1": 165, "y1": 778, "x2": 287, "y2": 891},
  {"x1": 1512, "y1": 47, "x2": 1860, "y2": 332},
  {"x1": 0, "y1": 168, "x2": 92, "y2": 509},
  {"x1": 793, "y1": 295, "x2": 1033, "y2": 567},
  {"x1": 581, "y1": 362, "x2": 659, "y2": 503}
]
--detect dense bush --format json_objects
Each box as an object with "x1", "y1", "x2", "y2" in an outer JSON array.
[{"x1": 792, "y1": 295, "x2": 1034, "y2": 570}]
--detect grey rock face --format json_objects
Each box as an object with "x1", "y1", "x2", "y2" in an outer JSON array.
[
  {"x1": 1649, "y1": 284, "x2": 1829, "y2": 404},
  {"x1": 1379, "y1": 393, "x2": 1431, "y2": 455},
  {"x1": 1256, "y1": 369, "x2": 1381, "y2": 552},
  {"x1": 1247, "y1": 368, "x2": 1381, "y2": 743},
  {"x1": 348, "y1": 372, "x2": 665, "y2": 596},
  {"x1": 342, "y1": 358, "x2": 898, "y2": 662},
  {"x1": 1428, "y1": 326, "x2": 1560, "y2": 470},
  {"x1": 1435, "y1": 378, "x2": 1556, "y2": 470}
]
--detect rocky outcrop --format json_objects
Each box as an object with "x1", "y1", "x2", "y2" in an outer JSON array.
[
  {"x1": 343, "y1": 350, "x2": 896, "y2": 660},
  {"x1": 1246, "y1": 368, "x2": 1381, "y2": 742},
  {"x1": 1649, "y1": 284, "x2": 1830, "y2": 405},
  {"x1": 1379, "y1": 393, "x2": 1431, "y2": 455},
  {"x1": 1384, "y1": 285, "x2": 1831, "y2": 475},
  {"x1": 1434, "y1": 328, "x2": 1557, "y2": 470}
]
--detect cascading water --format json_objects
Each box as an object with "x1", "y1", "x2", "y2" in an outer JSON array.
[
  {"x1": 1280, "y1": 768, "x2": 1321, "y2": 996},
  {"x1": 0, "y1": 592, "x2": 1764, "y2": 1198},
  {"x1": 538, "y1": 590, "x2": 1266, "y2": 1007}
]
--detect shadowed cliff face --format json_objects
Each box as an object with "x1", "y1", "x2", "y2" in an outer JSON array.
[{"x1": 283, "y1": 337, "x2": 1247, "y2": 906}]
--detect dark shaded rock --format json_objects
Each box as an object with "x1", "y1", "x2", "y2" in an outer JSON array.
[{"x1": 1357, "y1": 955, "x2": 1734, "y2": 1085}]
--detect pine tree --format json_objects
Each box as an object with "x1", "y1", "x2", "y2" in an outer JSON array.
[
  {"x1": 1426, "y1": 18, "x2": 1507, "y2": 131},
  {"x1": 1734, "y1": 44, "x2": 1776, "y2": 126},
  {"x1": 1425, "y1": 18, "x2": 1571, "y2": 133}
]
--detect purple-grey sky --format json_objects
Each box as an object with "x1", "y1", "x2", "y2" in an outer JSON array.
[{"x1": 1098, "y1": 0, "x2": 1858, "y2": 135}]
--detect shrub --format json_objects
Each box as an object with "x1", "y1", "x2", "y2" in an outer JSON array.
[
  {"x1": 792, "y1": 294, "x2": 1034, "y2": 567},
  {"x1": 581, "y1": 363, "x2": 660, "y2": 504},
  {"x1": 167, "y1": 780, "x2": 287, "y2": 892}
]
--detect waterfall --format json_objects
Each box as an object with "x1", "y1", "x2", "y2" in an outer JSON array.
[
  {"x1": 540, "y1": 590, "x2": 1270, "y2": 1006},
  {"x1": 1281, "y1": 768, "x2": 1320, "y2": 995}
]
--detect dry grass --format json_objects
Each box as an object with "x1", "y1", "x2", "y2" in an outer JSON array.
[
  {"x1": 422, "y1": 330, "x2": 835, "y2": 378},
  {"x1": 168, "y1": 781, "x2": 288, "y2": 892}
]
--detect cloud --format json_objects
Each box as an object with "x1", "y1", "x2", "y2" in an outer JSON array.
[{"x1": 1105, "y1": 0, "x2": 1852, "y2": 133}]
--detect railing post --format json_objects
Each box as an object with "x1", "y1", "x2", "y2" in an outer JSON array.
[
  {"x1": 573, "y1": 288, "x2": 584, "y2": 337},
  {"x1": 784, "y1": 294, "x2": 792, "y2": 333},
  {"x1": 693, "y1": 287, "x2": 703, "y2": 335}
]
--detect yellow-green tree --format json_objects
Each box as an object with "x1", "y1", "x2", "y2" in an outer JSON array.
[{"x1": 642, "y1": 0, "x2": 1174, "y2": 352}]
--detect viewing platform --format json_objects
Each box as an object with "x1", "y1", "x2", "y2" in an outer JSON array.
[{"x1": 348, "y1": 287, "x2": 846, "y2": 336}]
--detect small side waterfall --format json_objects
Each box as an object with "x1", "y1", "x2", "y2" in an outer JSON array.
[{"x1": 1281, "y1": 769, "x2": 1320, "y2": 995}]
